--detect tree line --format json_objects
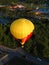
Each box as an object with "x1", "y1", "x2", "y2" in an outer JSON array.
[{"x1": 0, "y1": 0, "x2": 49, "y2": 5}]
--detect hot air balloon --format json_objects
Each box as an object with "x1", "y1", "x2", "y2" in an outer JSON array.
[{"x1": 10, "y1": 18, "x2": 35, "y2": 48}]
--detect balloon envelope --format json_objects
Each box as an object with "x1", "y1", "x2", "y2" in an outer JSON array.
[{"x1": 10, "y1": 18, "x2": 35, "y2": 46}]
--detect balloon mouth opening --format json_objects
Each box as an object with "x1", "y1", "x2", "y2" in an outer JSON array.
[{"x1": 10, "y1": 32, "x2": 33, "y2": 48}]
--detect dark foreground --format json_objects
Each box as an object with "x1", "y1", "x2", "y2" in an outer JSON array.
[{"x1": 5, "y1": 56, "x2": 39, "y2": 65}]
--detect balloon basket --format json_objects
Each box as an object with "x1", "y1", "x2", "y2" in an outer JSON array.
[{"x1": 21, "y1": 45, "x2": 24, "y2": 48}]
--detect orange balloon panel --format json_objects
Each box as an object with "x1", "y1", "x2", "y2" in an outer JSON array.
[{"x1": 21, "y1": 32, "x2": 32, "y2": 45}]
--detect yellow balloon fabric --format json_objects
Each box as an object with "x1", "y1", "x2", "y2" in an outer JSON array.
[{"x1": 10, "y1": 18, "x2": 35, "y2": 39}]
